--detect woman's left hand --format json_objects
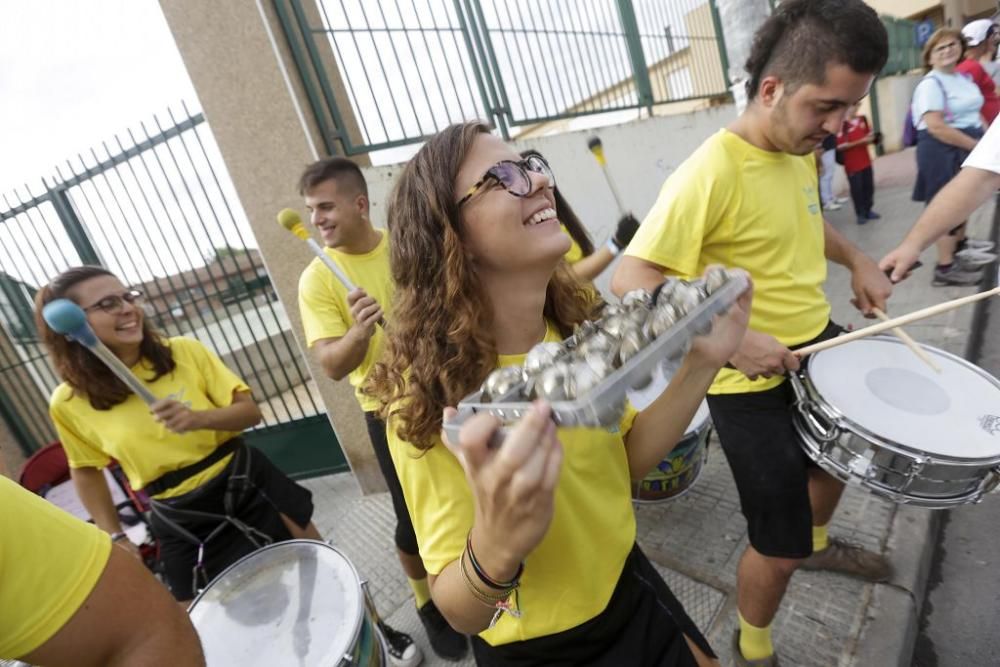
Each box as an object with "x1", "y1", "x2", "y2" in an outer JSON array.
[
  {"x1": 688, "y1": 268, "x2": 753, "y2": 369},
  {"x1": 151, "y1": 399, "x2": 203, "y2": 434}
]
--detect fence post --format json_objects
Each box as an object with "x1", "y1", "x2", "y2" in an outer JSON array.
[
  {"x1": 46, "y1": 182, "x2": 102, "y2": 266},
  {"x1": 615, "y1": 0, "x2": 654, "y2": 113},
  {"x1": 709, "y1": 0, "x2": 733, "y2": 89}
]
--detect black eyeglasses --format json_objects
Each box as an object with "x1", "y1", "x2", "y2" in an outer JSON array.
[
  {"x1": 456, "y1": 154, "x2": 555, "y2": 207},
  {"x1": 82, "y1": 289, "x2": 145, "y2": 315}
]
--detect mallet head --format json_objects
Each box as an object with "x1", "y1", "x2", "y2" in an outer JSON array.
[
  {"x1": 42, "y1": 298, "x2": 98, "y2": 347},
  {"x1": 587, "y1": 136, "x2": 606, "y2": 167},
  {"x1": 277, "y1": 208, "x2": 311, "y2": 241}
]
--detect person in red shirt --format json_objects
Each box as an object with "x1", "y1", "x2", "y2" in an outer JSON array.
[
  {"x1": 836, "y1": 104, "x2": 879, "y2": 225},
  {"x1": 957, "y1": 19, "x2": 1000, "y2": 125}
]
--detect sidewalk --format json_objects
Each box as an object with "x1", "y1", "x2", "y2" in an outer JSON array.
[{"x1": 299, "y1": 151, "x2": 995, "y2": 666}]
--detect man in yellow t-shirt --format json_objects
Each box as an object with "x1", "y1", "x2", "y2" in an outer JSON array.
[
  {"x1": 295, "y1": 157, "x2": 466, "y2": 662},
  {"x1": 612, "y1": 2, "x2": 894, "y2": 664},
  {"x1": 0, "y1": 476, "x2": 204, "y2": 665}
]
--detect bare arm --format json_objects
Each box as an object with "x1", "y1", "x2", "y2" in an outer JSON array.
[
  {"x1": 151, "y1": 389, "x2": 262, "y2": 434},
  {"x1": 21, "y1": 544, "x2": 205, "y2": 667},
  {"x1": 610, "y1": 255, "x2": 669, "y2": 296},
  {"x1": 824, "y1": 220, "x2": 892, "y2": 315},
  {"x1": 568, "y1": 246, "x2": 616, "y2": 282},
  {"x1": 314, "y1": 330, "x2": 371, "y2": 381},
  {"x1": 71, "y1": 466, "x2": 124, "y2": 535},
  {"x1": 925, "y1": 111, "x2": 979, "y2": 151},
  {"x1": 881, "y1": 166, "x2": 1000, "y2": 280}
]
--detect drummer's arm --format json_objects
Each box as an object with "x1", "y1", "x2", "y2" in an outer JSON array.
[
  {"x1": 823, "y1": 220, "x2": 892, "y2": 316},
  {"x1": 610, "y1": 255, "x2": 670, "y2": 296}
]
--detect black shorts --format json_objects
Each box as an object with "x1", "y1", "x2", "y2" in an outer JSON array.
[
  {"x1": 471, "y1": 544, "x2": 714, "y2": 666},
  {"x1": 364, "y1": 411, "x2": 419, "y2": 556},
  {"x1": 706, "y1": 321, "x2": 843, "y2": 559},
  {"x1": 150, "y1": 445, "x2": 314, "y2": 601}
]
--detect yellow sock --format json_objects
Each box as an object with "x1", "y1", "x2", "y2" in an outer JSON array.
[
  {"x1": 813, "y1": 523, "x2": 830, "y2": 552},
  {"x1": 408, "y1": 576, "x2": 431, "y2": 609},
  {"x1": 738, "y1": 611, "x2": 774, "y2": 660}
]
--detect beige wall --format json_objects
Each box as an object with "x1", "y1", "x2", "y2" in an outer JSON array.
[
  {"x1": 158, "y1": 0, "x2": 384, "y2": 493},
  {"x1": 868, "y1": 0, "x2": 995, "y2": 22}
]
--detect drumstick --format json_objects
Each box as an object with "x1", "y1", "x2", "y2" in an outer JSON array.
[
  {"x1": 586, "y1": 136, "x2": 627, "y2": 217},
  {"x1": 872, "y1": 307, "x2": 941, "y2": 373},
  {"x1": 277, "y1": 208, "x2": 386, "y2": 328},
  {"x1": 796, "y1": 283, "x2": 1000, "y2": 357},
  {"x1": 42, "y1": 299, "x2": 158, "y2": 405}
]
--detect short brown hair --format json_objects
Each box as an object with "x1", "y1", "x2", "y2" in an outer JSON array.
[
  {"x1": 922, "y1": 28, "x2": 966, "y2": 72},
  {"x1": 297, "y1": 157, "x2": 368, "y2": 197}
]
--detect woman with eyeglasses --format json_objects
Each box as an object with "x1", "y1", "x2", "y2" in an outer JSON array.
[
  {"x1": 367, "y1": 122, "x2": 751, "y2": 666},
  {"x1": 35, "y1": 265, "x2": 321, "y2": 605},
  {"x1": 911, "y1": 27, "x2": 993, "y2": 287},
  {"x1": 519, "y1": 149, "x2": 639, "y2": 283}
]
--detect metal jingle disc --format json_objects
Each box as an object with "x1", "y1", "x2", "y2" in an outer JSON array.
[
  {"x1": 532, "y1": 361, "x2": 573, "y2": 401},
  {"x1": 577, "y1": 330, "x2": 619, "y2": 357},
  {"x1": 649, "y1": 302, "x2": 680, "y2": 338},
  {"x1": 670, "y1": 282, "x2": 704, "y2": 316},
  {"x1": 482, "y1": 365, "x2": 526, "y2": 401},
  {"x1": 524, "y1": 341, "x2": 565, "y2": 376},
  {"x1": 599, "y1": 313, "x2": 634, "y2": 339},
  {"x1": 621, "y1": 288, "x2": 653, "y2": 309},
  {"x1": 565, "y1": 359, "x2": 602, "y2": 399},
  {"x1": 618, "y1": 325, "x2": 650, "y2": 364},
  {"x1": 703, "y1": 266, "x2": 729, "y2": 294}
]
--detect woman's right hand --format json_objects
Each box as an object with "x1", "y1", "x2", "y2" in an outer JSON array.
[{"x1": 442, "y1": 401, "x2": 563, "y2": 581}]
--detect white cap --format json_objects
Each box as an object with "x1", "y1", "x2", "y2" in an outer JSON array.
[{"x1": 962, "y1": 19, "x2": 996, "y2": 47}]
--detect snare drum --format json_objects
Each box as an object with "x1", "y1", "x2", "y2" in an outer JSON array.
[
  {"x1": 188, "y1": 539, "x2": 383, "y2": 666},
  {"x1": 633, "y1": 402, "x2": 712, "y2": 503},
  {"x1": 790, "y1": 336, "x2": 1000, "y2": 508}
]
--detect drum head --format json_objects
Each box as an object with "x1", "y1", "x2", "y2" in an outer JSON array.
[
  {"x1": 188, "y1": 540, "x2": 364, "y2": 666},
  {"x1": 809, "y1": 337, "x2": 1000, "y2": 460}
]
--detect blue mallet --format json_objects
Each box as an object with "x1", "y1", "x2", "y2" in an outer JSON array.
[{"x1": 42, "y1": 298, "x2": 158, "y2": 405}]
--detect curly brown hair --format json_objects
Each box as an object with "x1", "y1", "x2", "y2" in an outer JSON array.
[
  {"x1": 366, "y1": 122, "x2": 597, "y2": 450},
  {"x1": 35, "y1": 265, "x2": 176, "y2": 410}
]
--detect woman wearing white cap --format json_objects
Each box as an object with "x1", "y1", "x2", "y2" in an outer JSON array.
[{"x1": 958, "y1": 18, "x2": 1000, "y2": 125}]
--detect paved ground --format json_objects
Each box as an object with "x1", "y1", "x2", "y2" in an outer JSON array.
[{"x1": 299, "y1": 150, "x2": 996, "y2": 666}]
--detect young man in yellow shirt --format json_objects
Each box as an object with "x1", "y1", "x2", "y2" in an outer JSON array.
[
  {"x1": 296, "y1": 158, "x2": 467, "y2": 663},
  {"x1": 613, "y1": 1, "x2": 894, "y2": 665}
]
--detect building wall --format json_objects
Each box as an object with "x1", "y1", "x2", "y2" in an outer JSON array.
[{"x1": 868, "y1": 0, "x2": 996, "y2": 22}]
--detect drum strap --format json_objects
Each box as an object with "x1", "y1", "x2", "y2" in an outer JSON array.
[{"x1": 150, "y1": 446, "x2": 274, "y2": 594}]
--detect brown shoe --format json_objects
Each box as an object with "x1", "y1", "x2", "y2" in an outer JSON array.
[
  {"x1": 731, "y1": 630, "x2": 780, "y2": 666},
  {"x1": 799, "y1": 537, "x2": 891, "y2": 582}
]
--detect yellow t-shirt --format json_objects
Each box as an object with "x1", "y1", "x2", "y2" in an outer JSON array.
[
  {"x1": 50, "y1": 336, "x2": 251, "y2": 498},
  {"x1": 0, "y1": 476, "x2": 112, "y2": 659},
  {"x1": 561, "y1": 224, "x2": 585, "y2": 264},
  {"x1": 387, "y1": 325, "x2": 639, "y2": 646},
  {"x1": 626, "y1": 129, "x2": 830, "y2": 394},
  {"x1": 298, "y1": 231, "x2": 393, "y2": 412}
]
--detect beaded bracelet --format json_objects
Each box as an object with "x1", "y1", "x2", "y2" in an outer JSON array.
[{"x1": 465, "y1": 532, "x2": 523, "y2": 590}]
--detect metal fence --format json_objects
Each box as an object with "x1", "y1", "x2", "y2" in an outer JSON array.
[
  {"x1": 881, "y1": 16, "x2": 921, "y2": 76},
  {"x1": 275, "y1": 0, "x2": 731, "y2": 155},
  {"x1": 0, "y1": 106, "x2": 346, "y2": 478}
]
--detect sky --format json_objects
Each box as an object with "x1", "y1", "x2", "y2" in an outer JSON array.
[{"x1": 0, "y1": 0, "x2": 197, "y2": 196}]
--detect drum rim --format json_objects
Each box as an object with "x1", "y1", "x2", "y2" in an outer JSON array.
[
  {"x1": 801, "y1": 336, "x2": 1000, "y2": 465},
  {"x1": 187, "y1": 538, "x2": 366, "y2": 659}
]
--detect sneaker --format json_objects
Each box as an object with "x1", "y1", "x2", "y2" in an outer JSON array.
[
  {"x1": 856, "y1": 215, "x2": 868, "y2": 225},
  {"x1": 933, "y1": 264, "x2": 984, "y2": 287},
  {"x1": 731, "y1": 629, "x2": 780, "y2": 666},
  {"x1": 799, "y1": 537, "x2": 891, "y2": 582},
  {"x1": 963, "y1": 238, "x2": 996, "y2": 252},
  {"x1": 834, "y1": 195, "x2": 850, "y2": 204},
  {"x1": 865, "y1": 210, "x2": 881, "y2": 220},
  {"x1": 822, "y1": 201, "x2": 843, "y2": 211},
  {"x1": 379, "y1": 621, "x2": 423, "y2": 667},
  {"x1": 956, "y1": 248, "x2": 998, "y2": 268},
  {"x1": 417, "y1": 600, "x2": 468, "y2": 660}
]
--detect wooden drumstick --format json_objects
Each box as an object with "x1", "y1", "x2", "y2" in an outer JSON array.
[
  {"x1": 795, "y1": 282, "x2": 1000, "y2": 357},
  {"x1": 871, "y1": 307, "x2": 941, "y2": 373}
]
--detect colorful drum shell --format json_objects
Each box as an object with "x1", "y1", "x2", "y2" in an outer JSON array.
[
  {"x1": 187, "y1": 539, "x2": 382, "y2": 666},
  {"x1": 634, "y1": 407, "x2": 712, "y2": 503}
]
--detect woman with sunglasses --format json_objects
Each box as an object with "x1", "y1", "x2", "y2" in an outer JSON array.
[
  {"x1": 367, "y1": 122, "x2": 751, "y2": 666},
  {"x1": 35, "y1": 265, "x2": 321, "y2": 604},
  {"x1": 519, "y1": 149, "x2": 639, "y2": 283}
]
